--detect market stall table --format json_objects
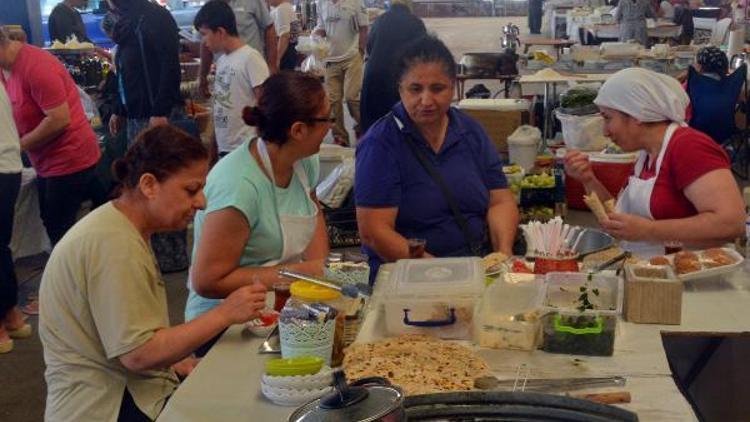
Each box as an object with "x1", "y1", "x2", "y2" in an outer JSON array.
[
  {"x1": 157, "y1": 261, "x2": 750, "y2": 421},
  {"x1": 456, "y1": 74, "x2": 519, "y2": 99},
  {"x1": 583, "y1": 23, "x2": 682, "y2": 44},
  {"x1": 519, "y1": 36, "x2": 576, "y2": 58}
]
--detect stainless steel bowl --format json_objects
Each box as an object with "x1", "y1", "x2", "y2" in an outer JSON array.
[{"x1": 575, "y1": 229, "x2": 615, "y2": 257}]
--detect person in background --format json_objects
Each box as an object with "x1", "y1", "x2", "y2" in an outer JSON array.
[
  {"x1": 565, "y1": 68, "x2": 744, "y2": 257},
  {"x1": 314, "y1": 0, "x2": 369, "y2": 146},
  {"x1": 198, "y1": 0, "x2": 279, "y2": 97},
  {"x1": 40, "y1": 125, "x2": 268, "y2": 421},
  {"x1": 48, "y1": 0, "x2": 91, "y2": 43},
  {"x1": 106, "y1": 0, "x2": 184, "y2": 145},
  {"x1": 355, "y1": 35, "x2": 519, "y2": 278},
  {"x1": 360, "y1": 0, "x2": 425, "y2": 133},
  {"x1": 194, "y1": 0, "x2": 270, "y2": 160},
  {"x1": 0, "y1": 27, "x2": 101, "y2": 247},
  {"x1": 616, "y1": 0, "x2": 657, "y2": 47},
  {"x1": 528, "y1": 0, "x2": 543, "y2": 34},
  {"x1": 673, "y1": 0, "x2": 694, "y2": 44},
  {"x1": 270, "y1": 0, "x2": 302, "y2": 70},
  {"x1": 187, "y1": 72, "x2": 330, "y2": 356},
  {"x1": 659, "y1": 0, "x2": 675, "y2": 18},
  {"x1": 0, "y1": 80, "x2": 31, "y2": 354}
]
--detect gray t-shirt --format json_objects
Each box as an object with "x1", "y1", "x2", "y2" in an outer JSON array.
[
  {"x1": 40, "y1": 203, "x2": 179, "y2": 421},
  {"x1": 315, "y1": 0, "x2": 368, "y2": 62},
  {"x1": 228, "y1": 0, "x2": 274, "y2": 57}
]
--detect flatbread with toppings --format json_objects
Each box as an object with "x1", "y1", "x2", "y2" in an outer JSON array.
[{"x1": 343, "y1": 335, "x2": 490, "y2": 395}]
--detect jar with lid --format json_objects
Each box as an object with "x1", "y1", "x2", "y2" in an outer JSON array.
[{"x1": 279, "y1": 281, "x2": 347, "y2": 367}]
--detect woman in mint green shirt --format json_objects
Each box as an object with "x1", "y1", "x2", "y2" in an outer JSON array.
[{"x1": 186, "y1": 72, "x2": 331, "y2": 328}]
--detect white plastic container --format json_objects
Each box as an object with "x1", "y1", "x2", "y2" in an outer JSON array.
[
  {"x1": 474, "y1": 273, "x2": 544, "y2": 351},
  {"x1": 507, "y1": 125, "x2": 541, "y2": 172},
  {"x1": 555, "y1": 111, "x2": 608, "y2": 152},
  {"x1": 384, "y1": 258, "x2": 484, "y2": 340},
  {"x1": 542, "y1": 271, "x2": 623, "y2": 315}
]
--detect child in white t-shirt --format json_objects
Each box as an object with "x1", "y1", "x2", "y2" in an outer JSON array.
[
  {"x1": 270, "y1": 0, "x2": 302, "y2": 70},
  {"x1": 194, "y1": 0, "x2": 270, "y2": 157}
]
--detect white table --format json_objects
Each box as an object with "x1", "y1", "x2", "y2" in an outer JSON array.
[
  {"x1": 584, "y1": 22, "x2": 682, "y2": 43},
  {"x1": 10, "y1": 168, "x2": 50, "y2": 259},
  {"x1": 158, "y1": 264, "x2": 750, "y2": 421}
]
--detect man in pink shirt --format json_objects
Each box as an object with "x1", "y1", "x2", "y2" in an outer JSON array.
[{"x1": 0, "y1": 29, "x2": 100, "y2": 245}]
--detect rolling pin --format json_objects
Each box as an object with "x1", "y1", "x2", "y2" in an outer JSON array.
[{"x1": 572, "y1": 391, "x2": 632, "y2": 405}]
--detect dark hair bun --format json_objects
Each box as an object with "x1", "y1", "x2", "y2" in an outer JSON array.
[
  {"x1": 242, "y1": 106, "x2": 264, "y2": 127},
  {"x1": 111, "y1": 158, "x2": 130, "y2": 184}
]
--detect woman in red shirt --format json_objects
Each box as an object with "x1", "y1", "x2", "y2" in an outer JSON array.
[
  {"x1": 0, "y1": 29, "x2": 100, "y2": 245},
  {"x1": 565, "y1": 67, "x2": 745, "y2": 257}
]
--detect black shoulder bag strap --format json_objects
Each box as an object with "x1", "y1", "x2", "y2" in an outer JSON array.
[{"x1": 392, "y1": 114, "x2": 483, "y2": 257}]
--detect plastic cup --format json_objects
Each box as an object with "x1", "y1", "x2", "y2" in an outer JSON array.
[
  {"x1": 664, "y1": 241, "x2": 683, "y2": 255},
  {"x1": 273, "y1": 281, "x2": 291, "y2": 312},
  {"x1": 407, "y1": 238, "x2": 426, "y2": 258}
]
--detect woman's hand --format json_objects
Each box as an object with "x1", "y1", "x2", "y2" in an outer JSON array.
[
  {"x1": 564, "y1": 150, "x2": 596, "y2": 184},
  {"x1": 172, "y1": 356, "x2": 201, "y2": 379},
  {"x1": 217, "y1": 282, "x2": 268, "y2": 325},
  {"x1": 600, "y1": 212, "x2": 655, "y2": 242}
]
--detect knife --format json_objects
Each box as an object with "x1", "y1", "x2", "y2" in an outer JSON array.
[
  {"x1": 474, "y1": 375, "x2": 626, "y2": 393},
  {"x1": 278, "y1": 269, "x2": 372, "y2": 298}
]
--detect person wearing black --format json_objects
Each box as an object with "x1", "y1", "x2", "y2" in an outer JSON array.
[
  {"x1": 359, "y1": 0, "x2": 426, "y2": 133},
  {"x1": 106, "y1": 0, "x2": 191, "y2": 274},
  {"x1": 106, "y1": 0, "x2": 184, "y2": 146},
  {"x1": 529, "y1": 0, "x2": 543, "y2": 34},
  {"x1": 48, "y1": 0, "x2": 91, "y2": 43}
]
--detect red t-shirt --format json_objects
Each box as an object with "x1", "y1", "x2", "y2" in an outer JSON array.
[
  {"x1": 1, "y1": 44, "x2": 100, "y2": 177},
  {"x1": 635, "y1": 126, "x2": 729, "y2": 220}
]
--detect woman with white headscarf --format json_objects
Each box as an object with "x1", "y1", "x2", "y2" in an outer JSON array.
[{"x1": 565, "y1": 68, "x2": 745, "y2": 257}]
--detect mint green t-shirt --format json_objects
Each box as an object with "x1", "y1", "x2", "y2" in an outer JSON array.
[{"x1": 185, "y1": 139, "x2": 319, "y2": 321}]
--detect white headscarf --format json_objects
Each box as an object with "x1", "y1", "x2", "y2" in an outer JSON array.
[{"x1": 594, "y1": 67, "x2": 690, "y2": 125}]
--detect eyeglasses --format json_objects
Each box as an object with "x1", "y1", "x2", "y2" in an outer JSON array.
[{"x1": 307, "y1": 116, "x2": 336, "y2": 124}]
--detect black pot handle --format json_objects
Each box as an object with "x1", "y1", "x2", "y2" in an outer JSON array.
[
  {"x1": 350, "y1": 376, "x2": 391, "y2": 387},
  {"x1": 320, "y1": 371, "x2": 370, "y2": 410}
]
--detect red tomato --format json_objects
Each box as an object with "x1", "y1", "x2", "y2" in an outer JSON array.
[
  {"x1": 512, "y1": 259, "x2": 533, "y2": 274},
  {"x1": 259, "y1": 312, "x2": 279, "y2": 326}
]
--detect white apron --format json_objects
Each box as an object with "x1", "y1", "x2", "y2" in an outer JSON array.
[
  {"x1": 184, "y1": 140, "x2": 318, "y2": 317},
  {"x1": 616, "y1": 123, "x2": 679, "y2": 258},
  {"x1": 256, "y1": 138, "x2": 319, "y2": 265}
]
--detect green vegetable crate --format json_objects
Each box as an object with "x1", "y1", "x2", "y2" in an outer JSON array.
[{"x1": 540, "y1": 272, "x2": 622, "y2": 357}]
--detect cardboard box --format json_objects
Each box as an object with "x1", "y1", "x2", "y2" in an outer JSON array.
[{"x1": 458, "y1": 99, "x2": 531, "y2": 153}]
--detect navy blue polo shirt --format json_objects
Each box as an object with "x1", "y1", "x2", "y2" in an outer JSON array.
[{"x1": 355, "y1": 102, "x2": 508, "y2": 276}]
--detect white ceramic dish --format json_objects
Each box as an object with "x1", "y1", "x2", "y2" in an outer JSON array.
[
  {"x1": 244, "y1": 320, "x2": 277, "y2": 337},
  {"x1": 262, "y1": 366, "x2": 334, "y2": 390},
  {"x1": 652, "y1": 248, "x2": 744, "y2": 282},
  {"x1": 260, "y1": 383, "x2": 332, "y2": 407}
]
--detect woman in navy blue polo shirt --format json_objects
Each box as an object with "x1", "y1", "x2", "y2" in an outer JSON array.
[{"x1": 355, "y1": 35, "x2": 519, "y2": 278}]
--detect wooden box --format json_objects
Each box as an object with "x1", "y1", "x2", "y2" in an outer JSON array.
[
  {"x1": 624, "y1": 264, "x2": 682, "y2": 325},
  {"x1": 458, "y1": 99, "x2": 531, "y2": 153}
]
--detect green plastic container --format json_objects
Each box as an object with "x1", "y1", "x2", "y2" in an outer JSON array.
[{"x1": 265, "y1": 356, "x2": 324, "y2": 376}]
